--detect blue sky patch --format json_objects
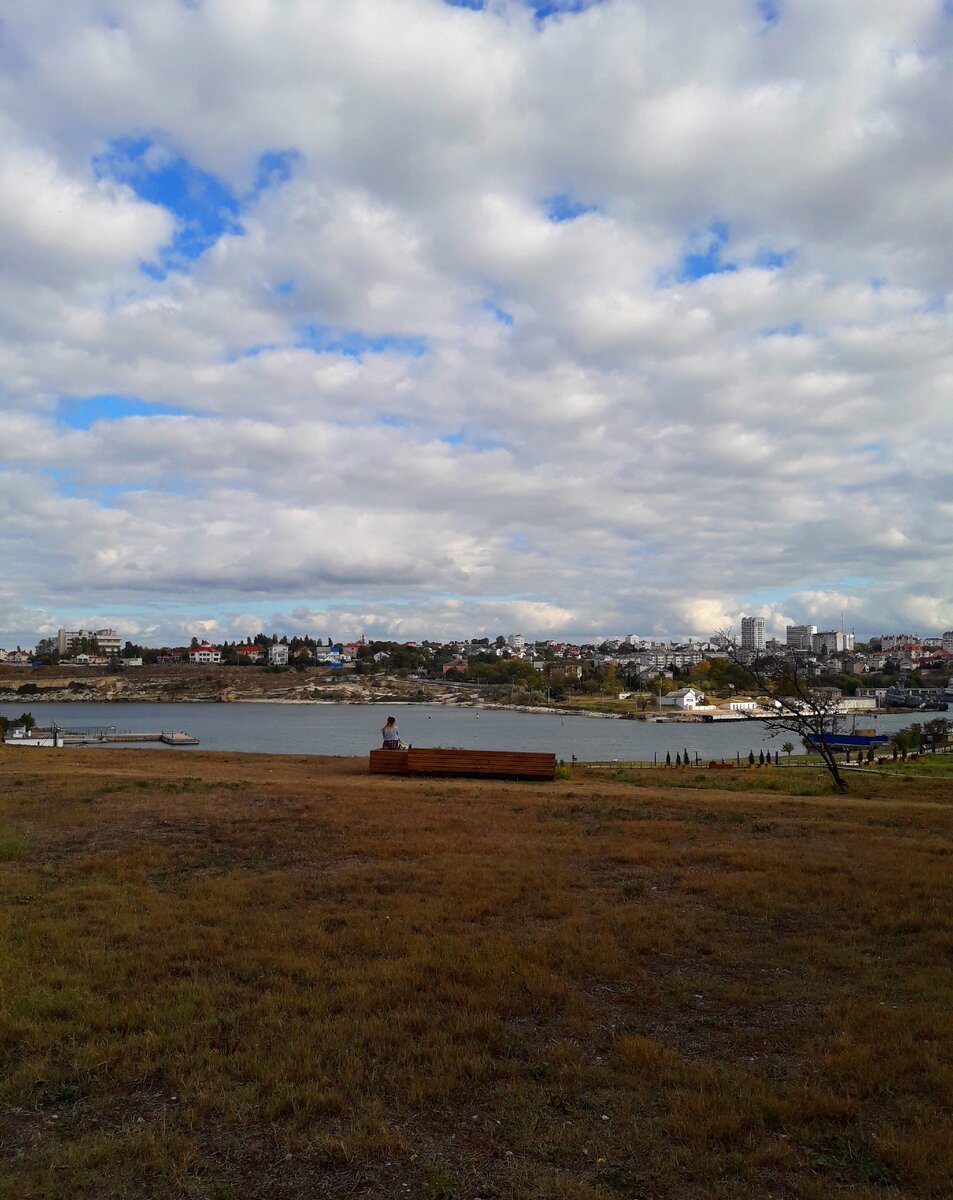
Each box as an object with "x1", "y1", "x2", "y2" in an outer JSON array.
[
  {"x1": 760, "y1": 322, "x2": 803, "y2": 338},
  {"x1": 444, "y1": 0, "x2": 603, "y2": 15},
  {"x1": 859, "y1": 441, "x2": 888, "y2": 463},
  {"x1": 97, "y1": 483, "x2": 150, "y2": 508},
  {"x1": 754, "y1": 247, "x2": 795, "y2": 269},
  {"x1": 43, "y1": 467, "x2": 79, "y2": 499},
  {"x1": 94, "y1": 137, "x2": 242, "y2": 271},
  {"x1": 253, "y1": 149, "x2": 299, "y2": 195},
  {"x1": 757, "y1": 0, "x2": 781, "y2": 24},
  {"x1": 662, "y1": 227, "x2": 792, "y2": 285},
  {"x1": 676, "y1": 222, "x2": 737, "y2": 281},
  {"x1": 439, "y1": 427, "x2": 508, "y2": 452},
  {"x1": 483, "y1": 301, "x2": 514, "y2": 326},
  {"x1": 57, "y1": 394, "x2": 198, "y2": 429},
  {"x1": 273, "y1": 279, "x2": 295, "y2": 295},
  {"x1": 544, "y1": 193, "x2": 598, "y2": 222},
  {"x1": 94, "y1": 138, "x2": 297, "y2": 276},
  {"x1": 530, "y1": 1, "x2": 605, "y2": 19},
  {"x1": 233, "y1": 343, "x2": 283, "y2": 361},
  {"x1": 299, "y1": 326, "x2": 427, "y2": 359}
]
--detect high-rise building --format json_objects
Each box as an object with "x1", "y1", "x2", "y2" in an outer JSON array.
[
  {"x1": 813, "y1": 631, "x2": 845, "y2": 656},
  {"x1": 740, "y1": 616, "x2": 766, "y2": 652},
  {"x1": 786, "y1": 624, "x2": 817, "y2": 651}
]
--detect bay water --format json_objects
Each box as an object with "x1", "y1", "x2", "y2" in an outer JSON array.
[{"x1": 0, "y1": 701, "x2": 923, "y2": 761}]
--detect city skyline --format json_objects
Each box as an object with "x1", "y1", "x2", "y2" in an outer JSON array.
[
  {"x1": 6, "y1": 617, "x2": 951, "y2": 658},
  {"x1": 2, "y1": 2, "x2": 952, "y2": 651}
]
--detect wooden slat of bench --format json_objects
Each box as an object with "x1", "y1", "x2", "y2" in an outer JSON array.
[
  {"x1": 408, "y1": 757, "x2": 555, "y2": 772},
  {"x1": 406, "y1": 748, "x2": 556, "y2": 780},
  {"x1": 369, "y1": 749, "x2": 410, "y2": 774},
  {"x1": 406, "y1": 750, "x2": 554, "y2": 762}
]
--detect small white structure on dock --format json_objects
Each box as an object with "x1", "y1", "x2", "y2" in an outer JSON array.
[{"x1": 4, "y1": 728, "x2": 64, "y2": 747}]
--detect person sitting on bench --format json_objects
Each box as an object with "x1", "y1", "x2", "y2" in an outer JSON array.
[{"x1": 381, "y1": 715, "x2": 402, "y2": 749}]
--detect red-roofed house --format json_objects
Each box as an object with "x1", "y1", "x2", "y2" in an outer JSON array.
[{"x1": 189, "y1": 641, "x2": 221, "y2": 664}]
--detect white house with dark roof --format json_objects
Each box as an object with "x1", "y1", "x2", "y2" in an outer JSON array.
[{"x1": 660, "y1": 687, "x2": 703, "y2": 710}]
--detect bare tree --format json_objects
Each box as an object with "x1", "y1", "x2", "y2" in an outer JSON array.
[{"x1": 715, "y1": 628, "x2": 849, "y2": 793}]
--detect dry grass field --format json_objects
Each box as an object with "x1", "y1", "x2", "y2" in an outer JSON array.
[{"x1": 1, "y1": 748, "x2": 951, "y2": 1199}]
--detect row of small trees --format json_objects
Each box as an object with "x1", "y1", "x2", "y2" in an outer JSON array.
[
  {"x1": 0, "y1": 710, "x2": 35, "y2": 733},
  {"x1": 887, "y1": 719, "x2": 949, "y2": 760}
]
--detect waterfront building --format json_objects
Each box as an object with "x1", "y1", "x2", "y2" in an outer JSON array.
[{"x1": 659, "y1": 687, "x2": 704, "y2": 710}]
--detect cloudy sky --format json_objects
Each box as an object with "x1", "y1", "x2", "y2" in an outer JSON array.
[{"x1": 1, "y1": 0, "x2": 952, "y2": 649}]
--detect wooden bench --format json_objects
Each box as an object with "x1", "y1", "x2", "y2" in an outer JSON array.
[{"x1": 369, "y1": 748, "x2": 556, "y2": 781}]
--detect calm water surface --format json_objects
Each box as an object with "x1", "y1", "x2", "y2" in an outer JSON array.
[{"x1": 0, "y1": 701, "x2": 924, "y2": 761}]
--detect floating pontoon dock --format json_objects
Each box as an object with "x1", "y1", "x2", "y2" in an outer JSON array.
[{"x1": 4, "y1": 726, "x2": 199, "y2": 747}]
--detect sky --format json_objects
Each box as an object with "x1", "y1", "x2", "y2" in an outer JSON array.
[{"x1": 1, "y1": 0, "x2": 952, "y2": 649}]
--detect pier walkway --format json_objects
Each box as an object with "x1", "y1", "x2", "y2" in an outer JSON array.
[{"x1": 17, "y1": 727, "x2": 200, "y2": 747}]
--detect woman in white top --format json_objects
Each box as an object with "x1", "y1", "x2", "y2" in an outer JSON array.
[{"x1": 381, "y1": 715, "x2": 400, "y2": 749}]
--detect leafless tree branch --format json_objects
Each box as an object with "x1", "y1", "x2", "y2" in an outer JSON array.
[{"x1": 715, "y1": 627, "x2": 848, "y2": 792}]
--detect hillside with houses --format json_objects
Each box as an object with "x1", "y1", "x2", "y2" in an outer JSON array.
[{"x1": 2, "y1": 625, "x2": 951, "y2": 713}]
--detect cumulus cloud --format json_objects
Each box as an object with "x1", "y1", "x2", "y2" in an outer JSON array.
[{"x1": 1, "y1": 0, "x2": 952, "y2": 648}]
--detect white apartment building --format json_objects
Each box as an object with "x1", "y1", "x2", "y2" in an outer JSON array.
[
  {"x1": 880, "y1": 634, "x2": 919, "y2": 651},
  {"x1": 507, "y1": 633, "x2": 526, "y2": 652},
  {"x1": 740, "y1": 616, "x2": 765, "y2": 653},
  {"x1": 812, "y1": 630, "x2": 856, "y2": 655},
  {"x1": 57, "y1": 627, "x2": 121, "y2": 657},
  {"x1": 627, "y1": 648, "x2": 704, "y2": 671},
  {"x1": 268, "y1": 643, "x2": 289, "y2": 666}
]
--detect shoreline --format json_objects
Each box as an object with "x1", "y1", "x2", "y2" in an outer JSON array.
[{"x1": 0, "y1": 691, "x2": 915, "y2": 723}]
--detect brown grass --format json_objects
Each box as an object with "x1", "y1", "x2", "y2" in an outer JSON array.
[{"x1": 1, "y1": 748, "x2": 951, "y2": 1199}]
